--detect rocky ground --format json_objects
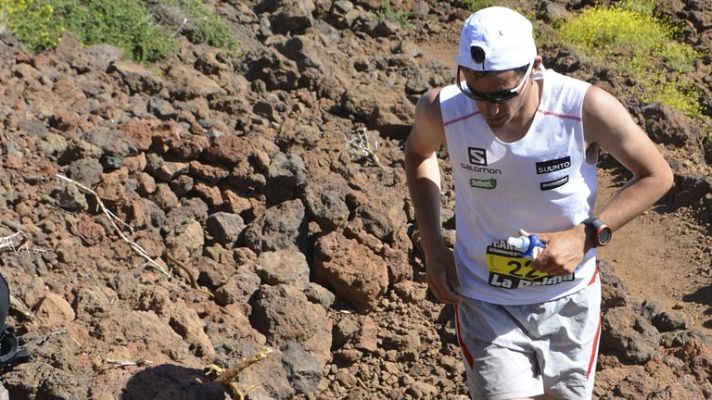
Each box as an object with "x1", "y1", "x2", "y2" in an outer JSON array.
[{"x1": 0, "y1": 0, "x2": 710, "y2": 399}]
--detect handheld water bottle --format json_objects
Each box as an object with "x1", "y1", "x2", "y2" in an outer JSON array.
[{"x1": 507, "y1": 234, "x2": 545, "y2": 259}]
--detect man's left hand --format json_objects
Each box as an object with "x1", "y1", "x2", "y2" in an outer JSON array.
[{"x1": 528, "y1": 225, "x2": 591, "y2": 275}]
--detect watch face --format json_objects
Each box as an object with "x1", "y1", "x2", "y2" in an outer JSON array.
[{"x1": 598, "y1": 227, "x2": 612, "y2": 245}]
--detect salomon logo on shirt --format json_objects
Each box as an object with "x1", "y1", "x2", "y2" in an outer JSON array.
[{"x1": 468, "y1": 147, "x2": 488, "y2": 165}]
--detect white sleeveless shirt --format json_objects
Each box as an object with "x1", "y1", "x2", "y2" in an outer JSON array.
[{"x1": 440, "y1": 68, "x2": 597, "y2": 305}]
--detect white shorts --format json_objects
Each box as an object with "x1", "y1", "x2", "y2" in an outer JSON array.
[{"x1": 454, "y1": 271, "x2": 601, "y2": 400}]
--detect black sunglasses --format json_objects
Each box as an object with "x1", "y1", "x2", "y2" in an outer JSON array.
[{"x1": 457, "y1": 62, "x2": 533, "y2": 104}]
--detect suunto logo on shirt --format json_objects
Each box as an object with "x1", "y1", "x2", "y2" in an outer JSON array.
[
  {"x1": 536, "y1": 156, "x2": 571, "y2": 174},
  {"x1": 540, "y1": 175, "x2": 569, "y2": 191},
  {"x1": 468, "y1": 147, "x2": 487, "y2": 166},
  {"x1": 470, "y1": 178, "x2": 497, "y2": 189}
]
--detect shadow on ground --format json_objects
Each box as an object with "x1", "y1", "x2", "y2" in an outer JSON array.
[
  {"x1": 122, "y1": 364, "x2": 226, "y2": 400},
  {"x1": 683, "y1": 286, "x2": 712, "y2": 329}
]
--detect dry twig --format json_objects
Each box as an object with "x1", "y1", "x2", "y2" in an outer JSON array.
[
  {"x1": 346, "y1": 127, "x2": 384, "y2": 168},
  {"x1": 55, "y1": 174, "x2": 171, "y2": 277},
  {"x1": 9, "y1": 295, "x2": 35, "y2": 322},
  {"x1": 205, "y1": 347, "x2": 273, "y2": 400},
  {"x1": 0, "y1": 232, "x2": 23, "y2": 251},
  {"x1": 164, "y1": 252, "x2": 214, "y2": 298},
  {"x1": 104, "y1": 358, "x2": 153, "y2": 367}
]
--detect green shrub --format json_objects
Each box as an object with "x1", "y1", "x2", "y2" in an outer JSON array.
[
  {"x1": 0, "y1": 0, "x2": 61, "y2": 51},
  {"x1": 159, "y1": 0, "x2": 240, "y2": 57},
  {"x1": 0, "y1": 0, "x2": 174, "y2": 62},
  {"x1": 375, "y1": 1, "x2": 412, "y2": 28},
  {"x1": 558, "y1": 3, "x2": 704, "y2": 117},
  {"x1": 54, "y1": 0, "x2": 175, "y2": 62},
  {"x1": 0, "y1": 0, "x2": 240, "y2": 62}
]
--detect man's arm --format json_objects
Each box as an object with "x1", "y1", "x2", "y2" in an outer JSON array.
[
  {"x1": 533, "y1": 86, "x2": 674, "y2": 275},
  {"x1": 405, "y1": 88, "x2": 461, "y2": 304},
  {"x1": 582, "y1": 86, "x2": 674, "y2": 230}
]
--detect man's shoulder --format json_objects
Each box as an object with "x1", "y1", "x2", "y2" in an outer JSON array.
[{"x1": 416, "y1": 87, "x2": 445, "y2": 124}]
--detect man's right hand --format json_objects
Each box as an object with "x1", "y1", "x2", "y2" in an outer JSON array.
[{"x1": 424, "y1": 241, "x2": 461, "y2": 304}]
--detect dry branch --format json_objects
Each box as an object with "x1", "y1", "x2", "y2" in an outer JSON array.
[
  {"x1": 346, "y1": 127, "x2": 384, "y2": 168},
  {"x1": 104, "y1": 358, "x2": 153, "y2": 367},
  {"x1": 205, "y1": 347, "x2": 273, "y2": 400},
  {"x1": 55, "y1": 174, "x2": 171, "y2": 277}
]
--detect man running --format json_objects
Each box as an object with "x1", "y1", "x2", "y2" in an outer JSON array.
[{"x1": 405, "y1": 7, "x2": 673, "y2": 399}]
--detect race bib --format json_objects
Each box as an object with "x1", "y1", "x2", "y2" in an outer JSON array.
[{"x1": 485, "y1": 240, "x2": 574, "y2": 289}]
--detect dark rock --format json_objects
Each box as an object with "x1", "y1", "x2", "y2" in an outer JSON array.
[
  {"x1": 244, "y1": 48, "x2": 300, "y2": 91},
  {"x1": 244, "y1": 199, "x2": 306, "y2": 254},
  {"x1": 164, "y1": 219, "x2": 204, "y2": 261},
  {"x1": 206, "y1": 212, "x2": 245, "y2": 245},
  {"x1": 261, "y1": 0, "x2": 316, "y2": 33},
  {"x1": 265, "y1": 152, "x2": 306, "y2": 204},
  {"x1": 38, "y1": 133, "x2": 68, "y2": 156},
  {"x1": 108, "y1": 61, "x2": 164, "y2": 95},
  {"x1": 146, "y1": 153, "x2": 189, "y2": 182},
  {"x1": 51, "y1": 185, "x2": 88, "y2": 211},
  {"x1": 255, "y1": 249, "x2": 310, "y2": 288},
  {"x1": 372, "y1": 20, "x2": 401, "y2": 37},
  {"x1": 214, "y1": 266, "x2": 261, "y2": 307},
  {"x1": 148, "y1": 97, "x2": 178, "y2": 121},
  {"x1": 601, "y1": 305, "x2": 661, "y2": 364},
  {"x1": 303, "y1": 282, "x2": 336, "y2": 308},
  {"x1": 304, "y1": 176, "x2": 350, "y2": 231},
  {"x1": 599, "y1": 260, "x2": 628, "y2": 309},
  {"x1": 643, "y1": 103, "x2": 702, "y2": 148},
  {"x1": 333, "y1": 314, "x2": 359, "y2": 347},
  {"x1": 164, "y1": 63, "x2": 225, "y2": 100},
  {"x1": 58, "y1": 140, "x2": 103, "y2": 165},
  {"x1": 281, "y1": 341, "x2": 323, "y2": 394},
  {"x1": 151, "y1": 183, "x2": 180, "y2": 211},
  {"x1": 341, "y1": 85, "x2": 378, "y2": 121},
  {"x1": 250, "y1": 284, "x2": 332, "y2": 364},
  {"x1": 65, "y1": 158, "x2": 104, "y2": 187},
  {"x1": 253, "y1": 100, "x2": 277, "y2": 121},
  {"x1": 640, "y1": 300, "x2": 687, "y2": 332},
  {"x1": 78, "y1": 43, "x2": 123, "y2": 72},
  {"x1": 536, "y1": 1, "x2": 573, "y2": 23},
  {"x1": 671, "y1": 173, "x2": 711, "y2": 207},
  {"x1": 84, "y1": 128, "x2": 138, "y2": 170},
  {"x1": 169, "y1": 174, "x2": 194, "y2": 197}
]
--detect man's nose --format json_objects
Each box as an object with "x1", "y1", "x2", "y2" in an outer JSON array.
[{"x1": 482, "y1": 102, "x2": 500, "y2": 116}]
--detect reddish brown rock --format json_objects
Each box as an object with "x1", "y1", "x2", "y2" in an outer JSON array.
[
  {"x1": 189, "y1": 160, "x2": 230, "y2": 183},
  {"x1": 203, "y1": 135, "x2": 252, "y2": 166},
  {"x1": 313, "y1": 231, "x2": 388, "y2": 312},
  {"x1": 116, "y1": 120, "x2": 155, "y2": 151},
  {"x1": 35, "y1": 293, "x2": 76, "y2": 327},
  {"x1": 193, "y1": 181, "x2": 224, "y2": 208}
]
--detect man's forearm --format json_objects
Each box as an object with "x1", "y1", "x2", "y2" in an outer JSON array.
[
  {"x1": 405, "y1": 150, "x2": 445, "y2": 251},
  {"x1": 597, "y1": 172, "x2": 673, "y2": 231}
]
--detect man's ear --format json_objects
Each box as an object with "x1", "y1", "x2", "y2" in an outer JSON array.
[{"x1": 533, "y1": 55, "x2": 543, "y2": 69}]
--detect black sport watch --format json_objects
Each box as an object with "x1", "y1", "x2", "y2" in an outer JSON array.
[{"x1": 582, "y1": 217, "x2": 612, "y2": 247}]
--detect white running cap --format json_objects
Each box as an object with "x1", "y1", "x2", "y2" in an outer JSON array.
[{"x1": 456, "y1": 7, "x2": 537, "y2": 72}]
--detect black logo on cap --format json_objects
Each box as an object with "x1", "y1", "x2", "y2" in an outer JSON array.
[{"x1": 470, "y1": 46, "x2": 486, "y2": 68}]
